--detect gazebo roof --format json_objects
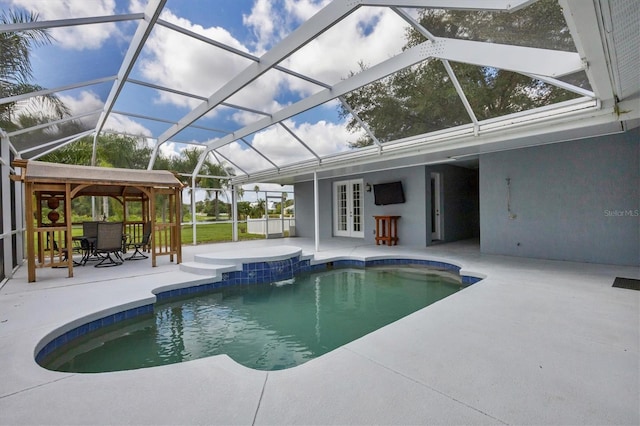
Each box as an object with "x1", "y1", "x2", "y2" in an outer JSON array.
[{"x1": 18, "y1": 160, "x2": 182, "y2": 187}]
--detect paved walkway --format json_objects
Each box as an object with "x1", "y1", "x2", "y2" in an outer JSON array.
[{"x1": 0, "y1": 238, "x2": 638, "y2": 425}]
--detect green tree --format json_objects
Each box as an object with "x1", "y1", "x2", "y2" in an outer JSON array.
[
  {"x1": 96, "y1": 133, "x2": 153, "y2": 169},
  {"x1": 168, "y1": 147, "x2": 234, "y2": 221},
  {"x1": 236, "y1": 201, "x2": 252, "y2": 220},
  {"x1": 251, "y1": 199, "x2": 266, "y2": 218},
  {"x1": 1, "y1": 10, "x2": 69, "y2": 131},
  {"x1": 340, "y1": 0, "x2": 584, "y2": 147},
  {"x1": 40, "y1": 133, "x2": 154, "y2": 168}
]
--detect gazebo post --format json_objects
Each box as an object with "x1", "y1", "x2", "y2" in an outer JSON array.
[
  {"x1": 65, "y1": 183, "x2": 74, "y2": 277},
  {"x1": 150, "y1": 187, "x2": 156, "y2": 267},
  {"x1": 175, "y1": 187, "x2": 182, "y2": 264},
  {"x1": 25, "y1": 181, "x2": 36, "y2": 283}
]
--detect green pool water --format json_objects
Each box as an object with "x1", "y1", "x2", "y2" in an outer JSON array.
[{"x1": 41, "y1": 266, "x2": 462, "y2": 372}]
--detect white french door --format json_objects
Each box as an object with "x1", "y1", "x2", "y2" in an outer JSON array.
[{"x1": 333, "y1": 179, "x2": 364, "y2": 238}]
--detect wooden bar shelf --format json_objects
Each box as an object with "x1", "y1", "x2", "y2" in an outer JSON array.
[{"x1": 374, "y1": 215, "x2": 400, "y2": 246}]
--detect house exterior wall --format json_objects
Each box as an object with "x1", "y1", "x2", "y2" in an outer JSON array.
[
  {"x1": 294, "y1": 167, "x2": 427, "y2": 246},
  {"x1": 362, "y1": 166, "x2": 427, "y2": 246},
  {"x1": 293, "y1": 165, "x2": 479, "y2": 247},
  {"x1": 294, "y1": 180, "x2": 332, "y2": 239},
  {"x1": 479, "y1": 129, "x2": 639, "y2": 266}
]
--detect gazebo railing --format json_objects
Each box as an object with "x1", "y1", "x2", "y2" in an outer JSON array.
[{"x1": 34, "y1": 225, "x2": 71, "y2": 268}]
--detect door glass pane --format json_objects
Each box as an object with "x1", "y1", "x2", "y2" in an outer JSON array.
[
  {"x1": 351, "y1": 182, "x2": 361, "y2": 232},
  {"x1": 338, "y1": 184, "x2": 348, "y2": 231}
]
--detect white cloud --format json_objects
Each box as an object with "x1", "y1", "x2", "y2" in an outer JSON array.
[
  {"x1": 216, "y1": 118, "x2": 364, "y2": 176},
  {"x1": 104, "y1": 114, "x2": 153, "y2": 137},
  {"x1": 56, "y1": 90, "x2": 103, "y2": 127},
  {"x1": 138, "y1": 1, "x2": 408, "y2": 117},
  {"x1": 138, "y1": 9, "x2": 255, "y2": 111},
  {"x1": 128, "y1": 0, "x2": 147, "y2": 13},
  {"x1": 156, "y1": 141, "x2": 183, "y2": 160},
  {"x1": 242, "y1": 0, "x2": 279, "y2": 54},
  {"x1": 9, "y1": 0, "x2": 119, "y2": 50},
  {"x1": 242, "y1": 0, "x2": 330, "y2": 52},
  {"x1": 282, "y1": 7, "x2": 409, "y2": 93},
  {"x1": 54, "y1": 90, "x2": 153, "y2": 137},
  {"x1": 284, "y1": 0, "x2": 330, "y2": 21}
]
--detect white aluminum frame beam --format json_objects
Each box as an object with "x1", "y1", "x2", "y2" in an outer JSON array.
[
  {"x1": 156, "y1": 19, "x2": 333, "y2": 89},
  {"x1": 111, "y1": 110, "x2": 232, "y2": 136},
  {"x1": 0, "y1": 14, "x2": 143, "y2": 33},
  {"x1": 442, "y1": 59, "x2": 480, "y2": 130},
  {"x1": 361, "y1": 0, "x2": 537, "y2": 12},
  {"x1": 204, "y1": 35, "x2": 583, "y2": 152},
  {"x1": 212, "y1": 150, "x2": 249, "y2": 176},
  {"x1": 240, "y1": 138, "x2": 281, "y2": 171},
  {"x1": 8, "y1": 108, "x2": 102, "y2": 137},
  {"x1": 433, "y1": 38, "x2": 583, "y2": 78},
  {"x1": 127, "y1": 79, "x2": 273, "y2": 116},
  {"x1": 279, "y1": 123, "x2": 321, "y2": 162},
  {"x1": 559, "y1": 0, "x2": 616, "y2": 103},
  {"x1": 392, "y1": 7, "x2": 479, "y2": 129},
  {"x1": 0, "y1": 76, "x2": 117, "y2": 106},
  {"x1": 338, "y1": 97, "x2": 382, "y2": 148},
  {"x1": 157, "y1": 0, "x2": 358, "y2": 146},
  {"x1": 230, "y1": 97, "x2": 606, "y2": 185},
  {"x1": 94, "y1": 0, "x2": 167, "y2": 138},
  {"x1": 203, "y1": 38, "x2": 441, "y2": 151},
  {"x1": 28, "y1": 130, "x2": 95, "y2": 159},
  {"x1": 1, "y1": 130, "x2": 14, "y2": 278},
  {"x1": 522, "y1": 73, "x2": 596, "y2": 98}
]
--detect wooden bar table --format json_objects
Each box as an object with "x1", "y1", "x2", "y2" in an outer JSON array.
[{"x1": 374, "y1": 215, "x2": 400, "y2": 246}]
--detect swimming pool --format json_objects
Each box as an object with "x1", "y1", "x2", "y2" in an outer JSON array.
[{"x1": 39, "y1": 266, "x2": 463, "y2": 372}]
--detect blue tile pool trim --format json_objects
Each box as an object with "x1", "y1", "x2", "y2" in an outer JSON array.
[
  {"x1": 36, "y1": 255, "x2": 482, "y2": 364},
  {"x1": 35, "y1": 304, "x2": 153, "y2": 364}
]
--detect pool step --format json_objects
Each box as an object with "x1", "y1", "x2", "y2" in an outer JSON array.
[
  {"x1": 180, "y1": 262, "x2": 237, "y2": 276},
  {"x1": 183, "y1": 246, "x2": 311, "y2": 277}
]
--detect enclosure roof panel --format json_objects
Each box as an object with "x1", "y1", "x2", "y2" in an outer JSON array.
[{"x1": 1, "y1": 0, "x2": 637, "y2": 183}]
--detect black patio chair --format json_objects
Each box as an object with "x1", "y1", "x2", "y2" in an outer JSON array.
[
  {"x1": 79, "y1": 221, "x2": 100, "y2": 265},
  {"x1": 95, "y1": 222, "x2": 124, "y2": 267},
  {"x1": 126, "y1": 222, "x2": 152, "y2": 260}
]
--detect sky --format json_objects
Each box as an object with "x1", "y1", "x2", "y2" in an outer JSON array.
[{"x1": 2, "y1": 0, "x2": 415, "y2": 197}]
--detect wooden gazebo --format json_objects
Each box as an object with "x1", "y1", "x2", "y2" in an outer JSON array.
[{"x1": 12, "y1": 160, "x2": 184, "y2": 282}]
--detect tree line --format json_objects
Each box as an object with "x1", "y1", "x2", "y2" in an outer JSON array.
[{"x1": 339, "y1": 0, "x2": 587, "y2": 147}]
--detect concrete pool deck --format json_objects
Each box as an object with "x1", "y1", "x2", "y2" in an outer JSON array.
[{"x1": 0, "y1": 238, "x2": 638, "y2": 425}]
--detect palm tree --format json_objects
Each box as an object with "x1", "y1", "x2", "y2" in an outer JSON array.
[
  {"x1": 1, "y1": 10, "x2": 69, "y2": 130},
  {"x1": 169, "y1": 147, "x2": 234, "y2": 221},
  {"x1": 201, "y1": 160, "x2": 234, "y2": 221}
]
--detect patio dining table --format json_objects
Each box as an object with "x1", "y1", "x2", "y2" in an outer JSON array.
[{"x1": 72, "y1": 235, "x2": 97, "y2": 266}]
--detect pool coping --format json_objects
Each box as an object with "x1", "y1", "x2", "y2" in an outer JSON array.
[{"x1": 1, "y1": 238, "x2": 637, "y2": 425}]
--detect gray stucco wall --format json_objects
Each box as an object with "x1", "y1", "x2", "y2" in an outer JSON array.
[
  {"x1": 480, "y1": 130, "x2": 639, "y2": 266},
  {"x1": 294, "y1": 166, "x2": 428, "y2": 246},
  {"x1": 293, "y1": 180, "x2": 332, "y2": 239},
  {"x1": 362, "y1": 166, "x2": 427, "y2": 246},
  {"x1": 294, "y1": 165, "x2": 480, "y2": 247}
]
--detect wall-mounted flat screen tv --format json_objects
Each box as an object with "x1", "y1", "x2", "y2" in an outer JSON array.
[{"x1": 373, "y1": 181, "x2": 405, "y2": 205}]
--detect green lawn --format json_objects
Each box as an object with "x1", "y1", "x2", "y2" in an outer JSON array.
[
  {"x1": 180, "y1": 222, "x2": 264, "y2": 244},
  {"x1": 38, "y1": 222, "x2": 264, "y2": 248}
]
